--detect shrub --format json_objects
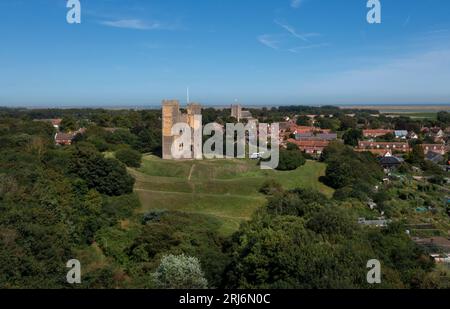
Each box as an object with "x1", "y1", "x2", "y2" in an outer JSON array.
[
  {"x1": 259, "y1": 179, "x2": 284, "y2": 195},
  {"x1": 115, "y1": 148, "x2": 142, "y2": 168},
  {"x1": 152, "y1": 254, "x2": 208, "y2": 289},
  {"x1": 276, "y1": 149, "x2": 306, "y2": 171}
]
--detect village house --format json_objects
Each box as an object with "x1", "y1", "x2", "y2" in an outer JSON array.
[
  {"x1": 363, "y1": 129, "x2": 394, "y2": 138},
  {"x1": 420, "y1": 127, "x2": 430, "y2": 134},
  {"x1": 429, "y1": 127, "x2": 444, "y2": 136},
  {"x1": 34, "y1": 118, "x2": 63, "y2": 130},
  {"x1": 287, "y1": 139, "x2": 330, "y2": 156},
  {"x1": 54, "y1": 128, "x2": 86, "y2": 146},
  {"x1": 407, "y1": 131, "x2": 419, "y2": 139},
  {"x1": 358, "y1": 217, "x2": 391, "y2": 228},
  {"x1": 51, "y1": 119, "x2": 62, "y2": 130},
  {"x1": 356, "y1": 141, "x2": 410, "y2": 155},
  {"x1": 394, "y1": 130, "x2": 408, "y2": 139},
  {"x1": 430, "y1": 128, "x2": 445, "y2": 143},
  {"x1": 378, "y1": 151, "x2": 404, "y2": 171},
  {"x1": 425, "y1": 151, "x2": 444, "y2": 164},
  {"x1": 421, "y1": 127, "x2": 445, "y2": 142},
  {"x1": 421, "y1": 144, "x2": 448, "y2": 156},
  {"x1": 55, "y1": 132, "x2": 75, "y2": 146},
  {"x1": 278, "y1": 122, "x2": 291, "y2": 134},
  {"x1": 295, "y1": 132, "x2": 337, "y2": 141},
  {"x1": 412, "y1": 237, "x2": 450, "y2": 264},
  {"x1": 295, "y1": 132, "x2": 314, "y2": 139},
  {"x1": 291, "y1": 125, "x2": 331, "y2": 135}
]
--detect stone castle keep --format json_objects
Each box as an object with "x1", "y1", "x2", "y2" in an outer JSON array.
[{"x1": 162, "y1": 100, "x2": 202, "y2": 160}]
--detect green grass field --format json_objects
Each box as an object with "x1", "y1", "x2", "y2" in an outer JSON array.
[{"x1": 130, "y1": 156, "x2": 333, "y2": 235}]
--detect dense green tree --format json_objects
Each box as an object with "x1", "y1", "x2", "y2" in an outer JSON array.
[
  {"x1": 69, "y1": 143, "x2": 134, "y2": 196},
  {"x1": 105, "y1": 129, "x2": 138, "y2": 147},
  {"x1": 276, "y1": 149, "x2": 306, "y2": 171},
  {"x1": 339, "y1": 116, "x2": 357, "y2": 130},
  {"x1": 437, "y1": 111, "x2": 450, "y2": 125},
  {"x1": 321, "y1": 143, "x2": 384, "y2": 192},
  {"x1": 342, "y1": 129, "x2": 363, "y2": 146},
  {"x1": 296, "y1": 115, "x2": 311, "y2": 126},
  {"x1": 86, "y1": 135, "x2": 110, "y2": 152},
  {"x1": 224, "y1": 191, "x2": 436, "y2": 289},
  {"x1": 316, "y1": 117, "x2": 340, "y2": 131},
  {"x1": 223, "y1": 214, "x2": 369, "y2": 289},
  {"x1": 406, "y1": 144, "x2": 425, "y2": 165},
  {"x1": 115, "y1": 148, "x2": 142, "y2": 168},
  {"x1": 286, "y1": 142, "x2": 299, "y2": 151},
  {"x1": 60, "y1": 116, "x2": 78, "y2": 132},
  {"x1": 266, "y1": 189, "x2": 328, "y2": 217},
  {"x1": 306, "y1": 206, "x2": 357, "y2": 237}
]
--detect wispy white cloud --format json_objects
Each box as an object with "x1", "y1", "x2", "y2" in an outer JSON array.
[
  {"x1": 100, "y1": 19, "x2": 158, "y2": 30},
  {"x1": 290, "y1": 0, "x2": 303, "y2": 9},
  {"x1": 258, "y1": 20, "x2": 326, "y2": 52},
  {"x1": 258, "y1": 35, "x2": 280, "y2": 50},
  {"x1": 100, "y1": 19, "x2": 177, "y2": 30},
  {"x1": 275, "y1": 20, "x2": 310, "y2": 42}
]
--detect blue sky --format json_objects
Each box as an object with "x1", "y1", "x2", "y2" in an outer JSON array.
[{"x1": 0, "y1": 0, "x2": 450, "y2": 107}]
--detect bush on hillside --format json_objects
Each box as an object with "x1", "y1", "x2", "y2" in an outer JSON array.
[{"x1": 115, "y1": 148, "x2": 142, "y2": 168}]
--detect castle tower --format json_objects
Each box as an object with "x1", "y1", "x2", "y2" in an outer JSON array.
[
  {"x1": 162, "y1": 100, "x2": 202, "y2": 160},
  {"x1": 187, "y1": 103, "x2": 202, "y2": 127},
  {"x1": 162, "y1": 100, "x2": 181, "y2": 160},
  {"x1": 187, "y1": 103, "x2": 203, "y2": 160},
  {"x1": 231, "y1": 104, "x2": 242, "y2": 122}
]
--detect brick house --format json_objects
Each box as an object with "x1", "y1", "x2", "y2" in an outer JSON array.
[
  {"x1": 421, "y1": 144, "x2": 448, "y2": 155},
  {"x1": 356, "y1": 141, "x2": 410, "y2": 155},
  {"x1": 55, "y1": 132, "x2": 75, "y2": 146},
  {"x1": 363, "y1": 129, "x2": 394, "y2": 138},
  {"x1": 287, "y1": 139, "x2": 330, "y2": 155}
]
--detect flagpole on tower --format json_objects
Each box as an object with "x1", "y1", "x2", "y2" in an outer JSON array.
[{"x1": 187, "y1": 87, "x2": 190, "y2": 104}]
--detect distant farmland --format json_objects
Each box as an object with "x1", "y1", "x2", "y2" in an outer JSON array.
[
  {"x1": 341, "y1": 104, "x2": 450, "y2": 113},
  {"x1": 385, "y1": 112, "x2": 438, "y2": 120}
]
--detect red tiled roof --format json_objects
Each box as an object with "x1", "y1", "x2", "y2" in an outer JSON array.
[
  {"x1": 55, "y1": 133, "x2": 75, "y2": 141},
  {"x1": 288, "y1": 139, "x2": 329, "y2": 148},
  {"x1": 359, "y1": 141, "x2": 409, "y2": 147},
  {"x1": 421, "y1": 144, "x2": 447, "y2": 154},
  {"x1": 291, "y1": 126, "x2": 331, "y2": 134},
  {"x1": 357, "y1": 141, "x2": 410, "y2": 154},
  {"x1": 363, "y1": 129, "x2": 394, "y2": 136},
  {"x1": 51, "y1": 119, "x2": 62, "y2": 126}
]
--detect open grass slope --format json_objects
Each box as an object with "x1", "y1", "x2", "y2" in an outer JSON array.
[{"x1": 130, "y1": 155, "x2": 333, "y2": 235}]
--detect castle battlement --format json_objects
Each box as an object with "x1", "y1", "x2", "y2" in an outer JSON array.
[{"x1": 162, "y1": 100, "x2": 202, "y2": 160}]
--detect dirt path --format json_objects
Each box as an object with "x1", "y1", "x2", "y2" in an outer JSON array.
[
  {"x1": 134, "y1": 188, "x2": 264, "y2": 200},
  {"x1": 188, "y1": 163, "x2": 195, "y2": 181}
]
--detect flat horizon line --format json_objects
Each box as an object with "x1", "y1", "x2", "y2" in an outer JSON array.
[{"x1": 1, "y1": 102, "x2": 450, "y2": 110}]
